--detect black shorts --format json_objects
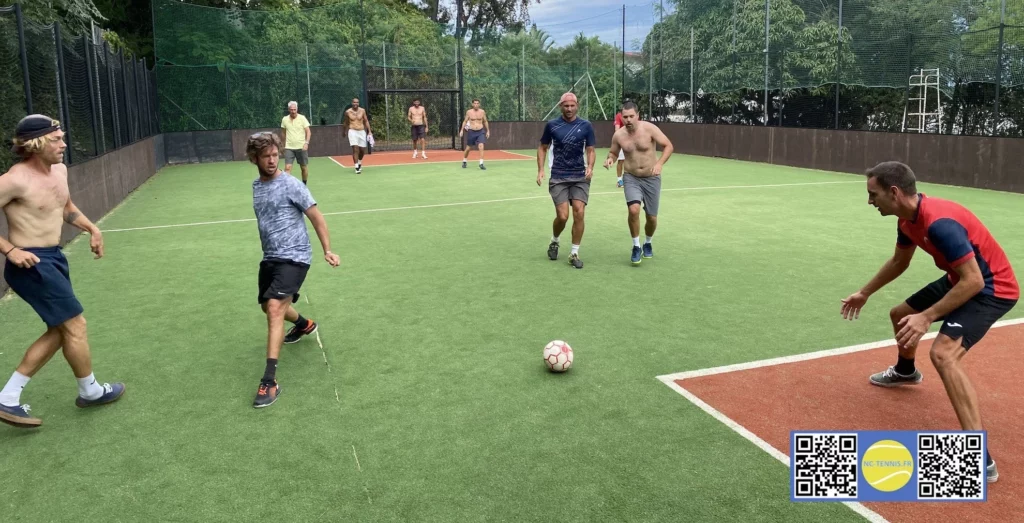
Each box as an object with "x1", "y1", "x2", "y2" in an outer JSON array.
[
  {"x1": 258, "y1": 258, "x2": 309, "y2": 304},
  {"x1": 905, "y1": 276, "x2": 1018, "y2": 350}
]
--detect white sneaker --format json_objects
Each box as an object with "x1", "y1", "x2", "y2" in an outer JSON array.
[
  {"x1": 413, "y1": 152, "x2": 418, "y2": 158},
  {"x1": 422, "y1": 153, "x2": 428, "y2": 159}
]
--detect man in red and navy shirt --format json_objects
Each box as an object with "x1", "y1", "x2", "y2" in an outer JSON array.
[{"x1": 841, "y1": 161, "x2": 1018, "y2": 482}]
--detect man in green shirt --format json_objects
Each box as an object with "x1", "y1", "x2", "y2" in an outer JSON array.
[{"x1": 280, "y1": 101, "x2": 312, "y2": 184}]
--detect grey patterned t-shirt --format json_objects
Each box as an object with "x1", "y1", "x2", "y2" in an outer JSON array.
[{"x1": 252, "y1": 172, "x2": 317, "y2": 265}]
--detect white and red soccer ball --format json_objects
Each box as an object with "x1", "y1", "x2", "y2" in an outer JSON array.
[{"x1": 543, "y1": 340, "x2": 573, "y2": 372}]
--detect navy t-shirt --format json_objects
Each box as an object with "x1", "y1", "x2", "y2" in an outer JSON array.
[{"x1": 541, "y1": 116, "x2": 596, "y2": 180}]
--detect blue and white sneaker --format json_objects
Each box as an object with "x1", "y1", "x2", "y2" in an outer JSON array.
[
  {"x1": 0, "y1": 403, "x2": 41, "y2": 428},
  {"x1": 642, "y1": 242, "x2": 654, "y2": 258},
  {"x1": 631, "y1": 246, "x2": 642, "y2": 265},
  {"x1": 75, "y1": 382, "x2": 126, "y2": 408}
]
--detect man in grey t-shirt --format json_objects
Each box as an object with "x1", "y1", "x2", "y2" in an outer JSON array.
[{"x1": 248, "y1": 132, "x2": 340, "y2": 408}]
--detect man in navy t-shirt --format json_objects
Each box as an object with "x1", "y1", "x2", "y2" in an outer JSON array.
[{"x1": 536, "y1": 92, "x2": 597, "y2": 269}]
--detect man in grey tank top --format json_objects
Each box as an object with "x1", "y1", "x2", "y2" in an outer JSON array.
[{"x1": 248, "y1": 132, "x2": 341, "y2": 408}]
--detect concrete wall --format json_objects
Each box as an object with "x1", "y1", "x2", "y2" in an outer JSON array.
[{"x1": 656, "y1": 123, "x2": 1024, "y2": 194}]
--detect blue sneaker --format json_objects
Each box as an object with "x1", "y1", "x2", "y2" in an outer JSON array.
[
  {"x1": 0, "y1": 403, "x2": 41, "y2": 428},
  {"x1": 75, "y1": 382, "x2": 126, "y2": 408},
  {"x1": 642, "y1": 242, "x2": 654, "y2": 258},
  {"x1": 631, "y1": 246, "x2": 642, "y2": 265}
]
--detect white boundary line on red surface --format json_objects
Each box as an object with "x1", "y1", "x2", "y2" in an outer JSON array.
[
  {"x1": 326, "y1": 149, "x2": 533, "y2": 169},
  {"x1": 655, "y1": 317, "x2": 1024, "y2": 523}
]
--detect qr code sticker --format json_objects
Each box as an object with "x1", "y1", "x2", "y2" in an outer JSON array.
[
  {"x1": 917, "y1": 433, "x2": 985, "y2": 500},
  {"x1": 792, "y1": 433, "x2": 858, "y2": 499}
]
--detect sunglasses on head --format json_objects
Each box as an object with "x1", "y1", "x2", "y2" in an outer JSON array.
[{"x1": 249, "y1": 131, "x2": 273, "y2": 139}]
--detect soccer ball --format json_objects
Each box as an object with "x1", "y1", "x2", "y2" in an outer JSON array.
[{"x1": 543, "y1": 340, "x2": 573, "y2": 372}]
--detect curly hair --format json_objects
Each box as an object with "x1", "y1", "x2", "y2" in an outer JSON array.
[{"x1": 246, "y1": 132, "x2": 281, "y2": 164}]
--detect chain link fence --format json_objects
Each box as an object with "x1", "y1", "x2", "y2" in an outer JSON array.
[
  {"x1": 0, "y1": 3, "x2": 159, "y2": 173},
  {"x1": 149, "y1": 0, "x2": 1024, "y2": 138}
]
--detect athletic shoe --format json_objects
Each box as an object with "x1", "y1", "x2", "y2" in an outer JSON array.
[
  {"x1": 631, "y1": 246, "x2": 642, "y2": 265},
  {"x1": 479, "y1": 164, "x2": 486, "y2": 170},
  {"x1": 548, "y1": 241, "x2": 559, "y2": 260},
  {"x1": 617, "y1": 179, "x2": 624, "y2": 188},
  {"x1": 462, "y1": 161, "x2": 467, "y2": 169},
  {"x1": 254, "y1": 380, "x2": 280, "y2": 408},
  {"x1": 422, "y1": 154, "x2": 428, "y2": 159},
  {"x1": 284, "y1": 320, "x2": 318, "y2": 344},
  {"x1": 412, "y1": 152, "x2": 418, "y2": 158},
  {"x1": 869, "y1": 366, "x2": 923, "y2": 387},
  {"x1": 568, "y1": 253, "x2": 583, "y2": 269},
  {"x1": 643, "y1": 242, "x2": 654, "y2": 258},
  {"x1": 988, "y1": 458, "x2": 999, "y2": 483},
  {"x1": 0, "y1": 403, "x2": 41, "y2": 428},
  {"x1": 75, "y1": 382, "x2": 126, "y2": 408}
]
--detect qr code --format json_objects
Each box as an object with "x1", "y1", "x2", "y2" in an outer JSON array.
[
  {"x1": 917, "y1": 433, "x2": 985, "y2": 500},
  {"x1": 792, "y1": 433, "x2": 858, "y2": 499}
]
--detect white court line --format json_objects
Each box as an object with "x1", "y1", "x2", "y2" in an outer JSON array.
[
  {"x1": 328, "y1": 156, "x2": 348, "y2": 169},
  {"x1": 100, "y1": 180, "x2": 859, "y2": 234},
  {"x1": 655, "y1": 317, "x2": 1024, "y2": 523}
]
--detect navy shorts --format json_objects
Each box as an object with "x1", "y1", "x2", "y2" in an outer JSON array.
[
  {"x1": 4, "y1": 246, "x2": 84, "y2": 328},
  {"x1": 905, "y1": 276, "x2": 1018, "y2": 350},
  {"x1": 411, "y1": 125, "x2": 426, "y2": 141},
  {"x1": 466, "y1": 128, "x2": 486, "y2": 147}
]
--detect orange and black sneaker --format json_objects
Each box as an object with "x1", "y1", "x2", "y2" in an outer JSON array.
[
  {"x1": 253, "y1": 380, "x2": 280, "y2": 408},
  {"x1": 284, "y1": 320, "x2": 318, "y2": 344}
]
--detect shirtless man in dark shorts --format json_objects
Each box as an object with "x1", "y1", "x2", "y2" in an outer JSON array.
[
  {"x1": 604, "y1": 101, "x2": 674, "y2": 265},
  {"x1": 408, "y1": 99, "x2": 428, "y2": 159},
  {"x1": 0, "y1": 114, "x2": 125, "y2": 429},
  {"x1": 460, "y1": 99, "x2": 490, "y2": 170}
]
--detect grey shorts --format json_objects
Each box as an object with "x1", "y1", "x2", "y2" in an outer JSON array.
[
  {"x1": 549, "y1": 178, "x2": 590, "y2": 206},
  {"x1": 623, "y1": 173, "x2": 661, "y2": 216},
  {"x1": 284, "y1": 148, "x2": 308, "y2": 166}
]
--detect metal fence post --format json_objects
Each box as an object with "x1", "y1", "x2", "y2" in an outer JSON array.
[
  {"x1": 82, "y1": 35, "x2": 101, "y2": 155},
  {"x1": 834, "y1": 0, "x2": 843, "y2": 130},
  {"x1": 15, "y1": 2, "x2": 32, "y2": 114},
  {"x1": 105, "y1": 42, "x2": 119, "y2": 148},
  {"x1": 53, "y1": 22, "x2": 73, "y2": 164},
  {"x1": 992, "y1": 0, "x2": 1005, "y2": 135},
  {"x1": 764, "y1": 0, "x2": 770, "y2": 126}
]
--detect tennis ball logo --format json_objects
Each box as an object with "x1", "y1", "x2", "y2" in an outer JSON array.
[{"x1": 862, "y1": 440, "x2": 914, "y2": 492}]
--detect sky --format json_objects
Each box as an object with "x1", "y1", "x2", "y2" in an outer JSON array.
[{"x1": 525, "y1": 0, "x2": 671, "y2": 49}]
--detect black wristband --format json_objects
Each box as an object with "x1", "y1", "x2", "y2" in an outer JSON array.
[{"x1": 1, "y1": 246, "x2": 14, "y2": 256}]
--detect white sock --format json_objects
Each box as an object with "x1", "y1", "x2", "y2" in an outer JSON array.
[
  {"x1": 646, "y1": 235, "x2": 653, "y2": 244},
  {"x1": 479, "y1": 159, "x2": 484, "y2": 164},
  {"x1": 551, "y1": 236, "x2": 559, "y2": 243},
  {"x1": 618, "y1": 176, "x2": 623, "y2": 181},
  {"x1": 571, "y1": 244, "x2": 580, "y2": 255},
  {"x1": 77, "y1": 373, "x2": 104, "y2": 400},
  {"x1": 0, "y1": 371, "x2": 30, "y2": 407},
  {"x1": 632, "y1": 237, "x2": 641, "y2": 247}
]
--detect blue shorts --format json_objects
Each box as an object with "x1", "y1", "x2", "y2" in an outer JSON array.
[
  {"x1": 466, "y1": 128, "x2": 486, "y2": 146},
  {"x1": 4, "y1": 246, "x2": 84, "y2": 328}
]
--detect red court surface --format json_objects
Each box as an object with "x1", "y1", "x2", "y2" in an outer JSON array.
[
  {"x1": 330, "y1": 149, "x2": 532, "y2": 168},
  {"x1": 661, "y1": 319, "x2": 1024, "y2": 523}
]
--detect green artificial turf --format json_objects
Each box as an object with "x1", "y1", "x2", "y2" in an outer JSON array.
[{"x1": 1, "y1": 150, "x2": 1020, "y2": 522}]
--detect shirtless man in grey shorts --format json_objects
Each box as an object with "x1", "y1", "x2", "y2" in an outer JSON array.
[{"x1": 604, "y1": 101, "x2": 674, "y2": 265}]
